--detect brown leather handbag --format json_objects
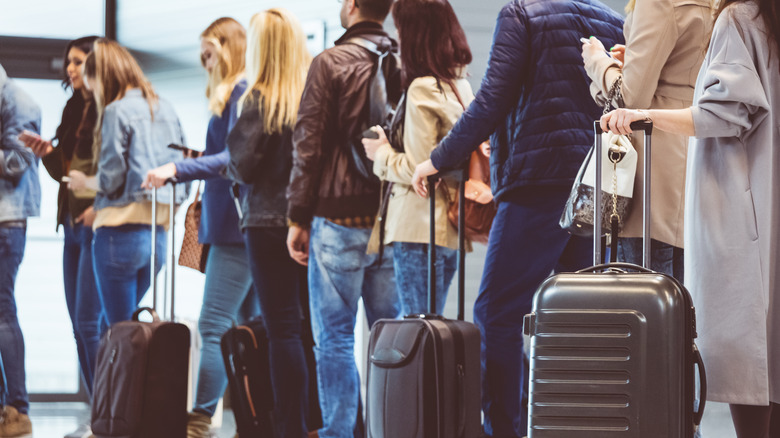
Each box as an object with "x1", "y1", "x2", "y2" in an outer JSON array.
[
  {"x1": 178, "y1": 183, "x2": 209, "y2": 273},
  {"x1": 447, "y1": 142, "x2": 497, "y2": 244}
]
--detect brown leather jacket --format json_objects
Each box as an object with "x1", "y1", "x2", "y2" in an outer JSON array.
[{"x1": 286, "y1": 22, "x2": 400, "y2": 225}]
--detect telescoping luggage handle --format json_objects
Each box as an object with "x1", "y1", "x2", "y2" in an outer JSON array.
[
  {"x1": 593, "y1": 120, "x2": 653, "y2": 267},
  {"x1": 150, "y1": 177, "x2": 178, "y2": 321},
  {"x1": 426, "y1": 168, "x2": 467, "y2": 320}
]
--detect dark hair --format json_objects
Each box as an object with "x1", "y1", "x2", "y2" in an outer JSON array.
[
  {"x1": 715, "y1": 0, "x2": 780, "y2": 71},
  {"x1": 392, "y1": 0, "x2": 472, "y2": 93},
  {"x1": 61, "y1": 35, "x2": 100, "y2": 89},
  {"x1": 357, "y1": 0, "x2": 394, "y2": 22}
]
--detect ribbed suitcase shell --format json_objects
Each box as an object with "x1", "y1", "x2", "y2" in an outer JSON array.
[{"x1": 524, "y1": 268, "x2": 699, "y2": 437}]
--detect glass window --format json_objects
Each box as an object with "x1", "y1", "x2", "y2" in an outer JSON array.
[{"x1": 0, "y1": 1, "x2": 103, "y2": 39}]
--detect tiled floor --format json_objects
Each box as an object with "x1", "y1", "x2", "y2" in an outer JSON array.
[{"x1": 29, "y1": 400, "x2": 736, "y2": 437}]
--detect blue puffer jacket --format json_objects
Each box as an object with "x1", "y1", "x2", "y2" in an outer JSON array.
[{"x1": 430, "y1": 0, "x2": 624, "y2": 202}]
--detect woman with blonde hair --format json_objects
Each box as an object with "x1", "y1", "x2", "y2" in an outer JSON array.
[
  {"x1": 225, "y1": 8, "x2": 313, "y2": 437},
  {"x1": 142, "y1": 17, "x2": 259, "y2": 437},
  {"x1": 68, "y1": 39, "x2": 186, "y2": 323}
]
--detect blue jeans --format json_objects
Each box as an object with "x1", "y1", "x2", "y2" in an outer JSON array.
[
  {"x1": 193, "y1": 243, "x2": 257, "y2": 417},
  {"x1": 62, "y1": 220, "x2": 107, "y2": 395},
  {"x1": 309, "y1": 218, "x2": 401, "y2": 438},
  {"x1": 617, "y1": 237, "x2": 684, "y2": 283},
  {"x1": 392, "y1": 242, "x2": 456, "y2": 315},
  {"x1": 0, "y1": 225, "x2": 28, "y2": 414},
  {"x1": 92, "y1": 224, "x2": 165, "y2": 325},
  {"x1": 475, "y1": 190, "x2": 593, "y2": 438},
  {"x1": 245, "y1": 227, "x2": 310, "y2": 437}
]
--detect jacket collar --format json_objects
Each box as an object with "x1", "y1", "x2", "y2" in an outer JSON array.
[{"x1": 335, "y1": 21, "x2": 391, "y2": 46}]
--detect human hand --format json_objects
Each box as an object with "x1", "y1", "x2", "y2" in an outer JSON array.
[
  {"x1": 411, "y1": 159, "x2": 439, "y2": 198},
  {"x1": 141, "y1": 163, "x2": 177, "y2": 189},
  {"x1": 75, "y1": 206, "x2": 96, "y2": 227},
  {"x1": 581, "y1": 36, "x2": 610, "y2": 67},
  {"x1": 287, "y1": 225, "x2": 310, "y2": 266},
  {"x1": 361, "y1": 126, "x2": 388, "y2": 161},
  {"x1": 67, "y1": 170, "x2": 89, "y2": 191},
  {"x1": 18, "y1": 130, "x2": 53, "y2": 157},
  {"x1": 600, "y1": 108, "x2": 647, "y2": 135},
  {"x1": 610, "y1": 44, "x2": 626, "y2": 66}
]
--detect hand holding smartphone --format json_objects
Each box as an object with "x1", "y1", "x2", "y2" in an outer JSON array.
[
  {"x1": 168, "y1": 143, "x2": 202, "y2": 158},
  {"x1": 362, "y1": 128, "x2": 380, "y2": 140}
]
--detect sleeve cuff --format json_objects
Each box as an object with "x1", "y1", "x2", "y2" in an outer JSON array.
[
  {"x1": 287, "y1": 205, "x2": 313, "y2": 228},
  {"x1": 372, "y1": 143, "x2": 392, "y2": 180}
]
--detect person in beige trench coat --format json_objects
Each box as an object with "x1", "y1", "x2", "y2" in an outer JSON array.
[
  {"x1": 582, "y1": 0, "x2": 713, "y2": 280},
  {"x1": 601, "y1": 2, "x2": 780, "y2": 435}
]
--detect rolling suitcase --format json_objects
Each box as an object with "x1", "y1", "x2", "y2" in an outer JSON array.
[
  {"x1": 523, "y1": 121, "x2": 707, "y2": 437},
  {"x1": 365, "y1": 170, "x2": 482, "y2": 438},
  {"x1": 221, "y1": 296, "x2": 322, "y2": 436},
  {"x1": 91, "y1": 182, "x2": 190, "y2": 438}
]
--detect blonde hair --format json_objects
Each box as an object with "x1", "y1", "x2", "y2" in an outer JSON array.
[
  {"x1": 243, "y1": 8, "x2": 311, "y2": 134},
  {"x1": 201, "y1": 17, "x2": 247, "y2": 115},
  {"x1": 626, "y1": 0, "x2": 635, "y2": 13},
  {"x1": 84, "y1": 39, "x2": 157, "y2": 165}
]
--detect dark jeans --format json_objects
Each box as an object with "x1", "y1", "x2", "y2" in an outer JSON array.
[
  {"x1": 62, "y1": 220, "x2": 107, "y2": 395},
  {"x1": 0, "y1": 225, "x2": 28, "y2": 414},
  {"x1": 617, "y1": 237, "x2": 684, "y2": 283},
  {"x1": 92, "y1": 224, "x2": 165, "y2": 325},
  {"x1": 474, "y1": 190, "x2": 593, "y2": 438},
  {"x1": 244, "y1": 227, "x2": 309, "y2": 438},
  {"x1": 392, "y1": 242, "x2": 457, "y2": 315}
]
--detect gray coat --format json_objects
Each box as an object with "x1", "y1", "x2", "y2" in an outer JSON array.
[{"x1": 687, "y1": 1, "x2": 780, "y2": 405}]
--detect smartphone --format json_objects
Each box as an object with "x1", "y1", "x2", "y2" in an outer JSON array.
[
  {"x1": 168, "y1": 143, "x2": 202, "y2": 158},
  {"x1": 61, "y1": 176, "x2": 71, "y2": 183},
  {"x1": 17, "y1": 130, "x2": 41, "y2": 144},
  {"x1": 580, "y1": 37, "x2": 591, "y2": 44},
  {"x1": 362, "y1": 128, "x2": 379, "y2": 140}
]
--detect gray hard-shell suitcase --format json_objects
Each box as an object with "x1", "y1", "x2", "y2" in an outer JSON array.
[
  {"x1": 92, "y1": 182, "x2": 190, "y2": 438},
  {"x1": 365, "y1": 170, "x2": 482, "y2": 438},
  {"x1": 523, "y1": 121, "x2": 707, "y2": 437}
]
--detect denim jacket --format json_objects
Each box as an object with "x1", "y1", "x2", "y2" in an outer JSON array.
[
  {"x1": 94, "y1": 89, "x2": 188, "y2": 210},
  {"x1": 0, "y1": 65, "x2": 41, "y2": 222}
]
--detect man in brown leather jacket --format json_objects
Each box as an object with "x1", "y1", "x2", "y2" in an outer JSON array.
[{"x1": 285, "y1": 0, "x2": 401, "y2": 436}]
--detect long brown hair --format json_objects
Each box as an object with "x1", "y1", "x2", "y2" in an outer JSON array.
[
  {"x1": 84, "y1": 39, "x2": 157, "y2": 162},
  {"x1": 242, "y1": 8, "x2": 311, "y2": 134},
  {"x1": 391, "y1": 0, "x2": 472, "y2": 100},
  {"x1": 201, "y1": 17, "x2": 246, "y2": 115}
]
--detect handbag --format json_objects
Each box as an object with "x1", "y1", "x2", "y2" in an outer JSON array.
[
  {"x1": 559, "y1": 77, "x2": 637, "y2": 237},
  {"x1": 446, "y1": 142, "x2": 497, "y2": 244},
  {"x1": 178, "y1": 182, "x2": 209, "y2": 273}
]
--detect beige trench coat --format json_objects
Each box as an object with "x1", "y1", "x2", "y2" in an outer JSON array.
[
  {"x1": 585, "y1": 0, "x2": 712, "y2": 247},
  {"x1": 688, "y1": 2, "x2": 780, "y2": 405},
  {"x1": 368, "y1": 76, "x2": 474, "y2": 252}
]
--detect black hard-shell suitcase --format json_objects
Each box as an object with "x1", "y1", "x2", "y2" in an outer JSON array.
[
  {"x1": 365, "y1": 170, "x2": 482, "y2": 438},
  {"x1": 221, "y1": 289, "x2": 322, "y2": 436},
  {"x1": 523, "y1": 121, "x2": 707, "y2": 437},
  {"x1": 92, "y1": 182, "x2": 190, "y2": 438}
]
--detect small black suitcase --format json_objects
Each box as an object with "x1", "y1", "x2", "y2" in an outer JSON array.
[
  {"x1": 365, "y1": 170, "x2": 482, "y2": 438},
  {"x1": 91, "y1": 183, "x2": 190, "y2": 438},
  {"x1": 221, "y1": 304, "x2": 322, "y2": 436},
  {"x1": 523, "y1": 121, "x2": 706, "y2": 437}
]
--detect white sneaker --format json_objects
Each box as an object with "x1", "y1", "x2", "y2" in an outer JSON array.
[{"x1": 63, "y1": 422, "x2": 92, "y2": 438}]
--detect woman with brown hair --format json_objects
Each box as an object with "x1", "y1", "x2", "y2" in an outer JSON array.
[
  {"x1": 602, "y1": 0, "x2": 780, "y2": 435},
  {"x1": 362, "y1": 0, "x2": 474, "y2": 315},
  {"x1": 68, "y1": 38, "x2": 186, "y2": 328},
  {"x1": 141, "y1": 17, "x2": 258, "y2": 436}
]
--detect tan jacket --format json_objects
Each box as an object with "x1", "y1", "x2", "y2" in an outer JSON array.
[
  {"x1": 585, "y1": 0, "x2": 713, "y2": 247},
  {"x1": 369, "y1": 76, "x2": 474, "y2": 251}
]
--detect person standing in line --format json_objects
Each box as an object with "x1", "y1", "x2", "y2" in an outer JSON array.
[
  {"x1": 410, "y1": 1, "x2": 624, "y2": 436},
  {"x1": 20, "y1": 35, "x2": 108, "y2": 438},
  {"x1": 225, "y1": 9, "x2": 313, "y2": 437},
  {"x1": 0, "y1": 62, "x2": 41, "y2": 438},
  {"x1": 285, "y1": 0, "x2": 402, "y2": 436},
  {"x1": 362, "y1": 0, "x2": 474, "y2": 315},
  {"x1": 581, "y1": 0, "x2": 713, "y2": 281},
  {"x1": 142, "y1": 18, "x2": 260, "y2": 437},
  {"x1": 68, "y1": 39, "x2": 187, "y2": 326},
  {"x1": 602, "y1": 1, "x2": 780, "y2": 435}
]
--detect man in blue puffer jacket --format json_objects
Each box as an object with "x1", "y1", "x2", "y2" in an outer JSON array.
[{"x1": 411, "y1": 1, "x2": 623, "y2": 436}]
